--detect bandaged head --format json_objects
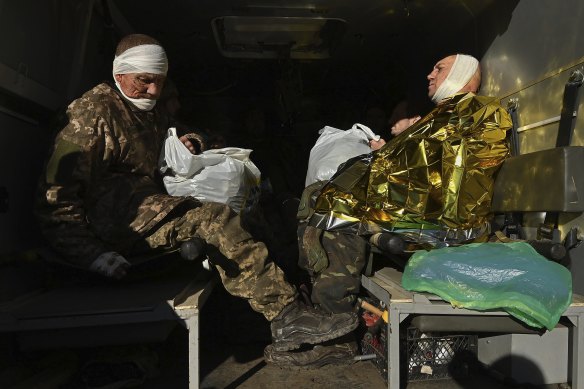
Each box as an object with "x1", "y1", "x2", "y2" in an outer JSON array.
[
  {"x1": 431, "y1": 54, "x2": 479, "y2": 104},
  {"x1": 112, "y1": 44, "x2": 168, "y2": 111}
]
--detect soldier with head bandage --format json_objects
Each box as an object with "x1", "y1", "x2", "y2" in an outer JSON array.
[
  {"x1": 369, "y1": 53, "x2": 481, "y2": 148},
  {"x1": 310, "y1": 53, "x2": 503, "y2": 247},
  {"x1": 38, "y1": 33, "x2": 358, "y2": 361},
  {"x1": 285, "y1": 54, "x2": 511, "y2": 369},
  {"x1": 112, "y1": 44, "x2": 168, "y2": 111},
  {"x1": 428, "y1": 53, "x2": 482, "y2": 104}
]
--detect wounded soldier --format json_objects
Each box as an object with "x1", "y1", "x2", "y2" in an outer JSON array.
[
  {"x1": 277, "y1": 53, "x2": 512, "y2": 367},
  {"x1": 36, "y1": 33, "x2": 357, "y2": 358}
]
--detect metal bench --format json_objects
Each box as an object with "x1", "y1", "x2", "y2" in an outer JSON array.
[
  {"x1": 0, "y1": 257, "x2": 217, "y2": 389},
  {"x1": 361, "y1": 146, "x2": 584, "y2": 387},
  {"x1": 361, "y1": 266, "x2": 584, "y2": 388}
]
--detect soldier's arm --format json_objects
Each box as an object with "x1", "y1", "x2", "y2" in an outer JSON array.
[{"x1": 36, "y1": 110, "x2": 111, "y2": 270}]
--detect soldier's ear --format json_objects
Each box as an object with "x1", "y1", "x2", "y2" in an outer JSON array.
[{"x1": 114, "y1": 74, "x2": 123, "y2": 83}]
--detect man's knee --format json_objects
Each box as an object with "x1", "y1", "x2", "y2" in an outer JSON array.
[
  {"x1": 312, "y1": 275, "x2": 359, "y2": 313},
  {"x1": 191, "y1": 202, "x2": 253, "y2": 249},
  {"x1": 193, "y1": 202, "x2": 233, "y2": 221},
  {"x1": 322, "y1": 232, "x2": 367, "y2": 272}
]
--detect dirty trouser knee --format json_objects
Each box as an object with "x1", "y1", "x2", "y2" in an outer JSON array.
[
  {"x1": 310, "y1": 231, "x2": 367, "y2": 314},
  {"x1": 142, "y1": 202, "x2": 296, "y2": 321}
]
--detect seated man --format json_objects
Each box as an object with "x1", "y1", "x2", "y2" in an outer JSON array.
[
  {"x1": 36, "y1": 34, "x2": 357, "y2": 354},
  {"x1": 275, "y1": 54, "x2": 512, "y2": 366},
  {"x1": 313, "y1": 54, "x2": 511, "y2": 248}
]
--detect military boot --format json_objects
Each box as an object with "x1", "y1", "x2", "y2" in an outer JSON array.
[
  {"x1": 270, "y1": 301, "x2": 358, "y2": 351},
  {"x1": 264, "y1": 337, "x2": 358, "y2": 368}
]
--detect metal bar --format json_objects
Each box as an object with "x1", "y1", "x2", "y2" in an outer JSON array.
[
  {"x1": 0, "y1": 105, "x2": 39, "y2": 125},
  {"x1": 507, "y1": 98, "x2": 520, "y2": 156},
  {"x1": 556, "y1": 69, "x2": 584, "y2": 147},
  {"x1": 1, "y1": 306, "x2": 175, "y2": 332},
  {"x1": 500, "y1": 59, "x2": 584, "y2": 100},
  {"x1": 517, "y1": 115, "x2": 562, "y2": 133},
  {"x1": 0, "y1": 62, "x2": 62, "y2": 110}
]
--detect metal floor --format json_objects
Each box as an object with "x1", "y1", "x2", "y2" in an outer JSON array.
[
  {"x1": 194, "y1": 287, "x2": 515, "y2": 389},
  {"x1": 0, "y1": 282, "x2": 552, "y2": 389}
]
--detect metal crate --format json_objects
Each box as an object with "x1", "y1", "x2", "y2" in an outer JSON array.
[
  {"x1": 361, "y1": 326, "x2": 388, "y2": 380},
  {"x1": 406, "y1": 327, "x2": 478, "y2": 381}
]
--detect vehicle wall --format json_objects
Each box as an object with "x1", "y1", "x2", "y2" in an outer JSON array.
[
  {"x1": 0, "y1": 0, "x2": 113, "y2": 257},
  {"x1": 478, "y1": 0, "x2": 584, "y2": 293}
]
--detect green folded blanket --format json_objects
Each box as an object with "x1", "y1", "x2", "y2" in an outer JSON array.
[{"x1": 402, "y1": 242, "x2": 572, "y2": 330}]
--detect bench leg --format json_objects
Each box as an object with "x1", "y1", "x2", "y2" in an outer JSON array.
[
  {"x1": 185, "y1": 314, "x2": 200, "y2": 389},
  {"x1": 388, "y1": 307, "x2": 401, "y2": 389},
  {"x1": 572, "y1": 313, "x2": 583, "y2": 389}
]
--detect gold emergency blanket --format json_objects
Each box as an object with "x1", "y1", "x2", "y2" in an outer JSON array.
[{"x1": 311, "y1": 93, "x2": 512, "y2": 246}]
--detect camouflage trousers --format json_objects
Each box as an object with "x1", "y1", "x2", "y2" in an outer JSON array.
[
  {"x1": 139, "y1": 202, "x2": 296, "y2": 321},
  {"x1": 298, "y1": 224, "x2": 368, "y2": 314}
]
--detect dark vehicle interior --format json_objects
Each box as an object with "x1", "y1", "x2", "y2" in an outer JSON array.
[{"x1": 0, "y1": 0, "x2": 584, "y2": 388}]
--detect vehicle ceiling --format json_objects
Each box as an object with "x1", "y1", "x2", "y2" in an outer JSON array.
[{"x1": 104, "y1": 0, "x2": 504, "y2": 132}]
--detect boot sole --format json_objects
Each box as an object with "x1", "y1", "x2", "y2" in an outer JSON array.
[
  {"x1": 271, "y1": 317, "x2": 358, "y2": 352},
  {"x1": 266, "y1": 356, "x2": 355, "y2": 370},
  {"x1": 265, "y1": 347, "x2": 356, "y2": 369}
]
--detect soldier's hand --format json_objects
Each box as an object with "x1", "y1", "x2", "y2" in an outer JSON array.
[
  {"x1": 369, "y1": 138, "x2": 386, "y2": 150},
  {"x1": 179, "y1": 133, "x2": 206, "y2": 155},
  {"x1": 179, "y1": 135, "x2": 198, "y2": 154},
  {"x1": 90, "y1": 251, "x2": 131, "y2": 279},
  {"x1": 111, "y1": 262, "x2": 130, "y2": 280}
]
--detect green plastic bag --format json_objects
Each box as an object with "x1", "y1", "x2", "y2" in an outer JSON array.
[{"x1": 402, "y1": 242, "x2": 572, "y2": 330}]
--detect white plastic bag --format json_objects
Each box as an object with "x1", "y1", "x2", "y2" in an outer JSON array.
[
  {"x1": 159, "y1": 128, "x2": 207, "y2": 177},
  {"x1": 160, "y1": 129, "x2": 261, "y2": 213},
  {"x1": 305, "y1": 123, "x2": 380, "y2": 186}
]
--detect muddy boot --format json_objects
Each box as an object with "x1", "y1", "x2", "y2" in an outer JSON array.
[
  {"x1": 270, "y1": 301, "x2": 358, "y2": 351},
  {"x1": 264, "y1": 336, "x2": 358, "y2": 368}
]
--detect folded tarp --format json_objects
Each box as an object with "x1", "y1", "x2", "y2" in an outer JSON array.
[{"x1": 402, "y1": 242, "x2": 572, "y2": 330}]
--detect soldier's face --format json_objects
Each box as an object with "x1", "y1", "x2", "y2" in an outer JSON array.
[
  {"x1": 427, "y1": 55, "x2": 456, "y2": 98},
  {"x1": 115, "y1": 73, "x2": 166, "y2": 99}
]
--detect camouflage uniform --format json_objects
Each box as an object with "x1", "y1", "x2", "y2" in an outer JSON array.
[
  {"x1": 297, "y1": 182, "x2": 367, "y2": 314},
  {"x1": 37, "y1": 83, "x2": 296, "y2": 320},
  {"x1": 298, "y1": 224, "x2": 367, "y2": 314}
]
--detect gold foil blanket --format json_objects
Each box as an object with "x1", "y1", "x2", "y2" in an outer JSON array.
[{"x1": 311, "y1": 93, "x2": 512, "y2": 248}]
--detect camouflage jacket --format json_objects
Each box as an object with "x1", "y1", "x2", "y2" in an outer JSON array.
[{"x1": 37, "y1": 83, "x2": 191, "y2": 269}]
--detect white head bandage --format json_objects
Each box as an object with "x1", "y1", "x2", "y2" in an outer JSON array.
[
  {"x1": 112, "y1": 44, "x2": 168, "y2": 111},
  {"x1": 431, "y1": 54, "x2": 479, "y2": 104},
  {"x1": 113, "y1": 44, "x2": 168, "y2": 76}
]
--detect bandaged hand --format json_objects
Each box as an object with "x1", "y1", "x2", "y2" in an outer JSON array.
[
  {"x1": 302, "y1": 226, "x2": 329, "y2": 274},
  {"x1": 90, "y1": 251, "x2": 130, "y2": 279}
]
